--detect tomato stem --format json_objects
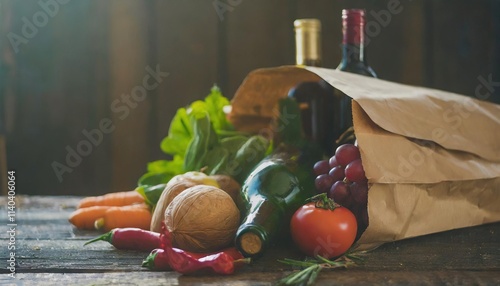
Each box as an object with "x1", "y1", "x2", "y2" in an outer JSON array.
[{"x1": 306, "y1": 193, "x2": 340, "y2": 211}]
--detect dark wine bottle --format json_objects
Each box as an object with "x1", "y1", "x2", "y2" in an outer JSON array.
[
  {"x1": 331, "y1": 9, "x2": 377, "y2": 148},
  {"x1": 234, "y1": 98, "x2": 322, "y2": 258},
  {"x1": 290, "y1": 19, "x2": 337, "y2": 156},
  {"x1": 234, "y1": 149, "x2": 314, "y2": 257},
  {"x1": 288, "y1": 82, "x2": 335, "y2": 156}
]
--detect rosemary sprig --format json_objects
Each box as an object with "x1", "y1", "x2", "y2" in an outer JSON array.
[
  {"x1": 275, "y1": 250, "x2": 364, "y2": 286},
  {"x1": 276, "y1": 263, "x2": 322, "y2": 286}
]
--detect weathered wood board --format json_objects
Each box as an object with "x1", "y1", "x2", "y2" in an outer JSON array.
[{"x1": 0, "y1": 196, "x2": 499, "y2": 285}]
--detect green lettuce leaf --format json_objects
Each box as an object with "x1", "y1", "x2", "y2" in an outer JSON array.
[
  {"x1": 205, "y1": 85, "x2": 231, "y2": 131},
  {"x1": 137, "y1": 85, "x2": 273, "y2": 206},
  {"x1": 160, "y1": 107, "x2": 192, "y2": 156},
  {"x1": 135, "y1": 184, "x2": 167, "y2": 208},
  {"x1": 183, "y1": 113, "x2": 219, "y2": 171},
  {"x1": 140, "y1": 85, "x2": 235, "y2": 188}
]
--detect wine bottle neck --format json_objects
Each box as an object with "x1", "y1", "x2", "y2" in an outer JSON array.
[
  {"x1": 341, "y1": 44, "x2": 366, "y2": 63},
  {"x1": 341, "y1": 9, "x2": 367, "y2": 64},
  {"x1": 342, "y1": 22, "x2": 365, "y2": 46},
  {"x1": 235, "y1": 196, "x2": 283, "y2": 257}
]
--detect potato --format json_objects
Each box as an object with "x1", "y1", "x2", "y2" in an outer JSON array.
[
  {"x1": 209, "y1": 174, "x2": 241, "y2": 202},
  {"x1": 164, "y1": 185, "x2": 240, "y2": 252},
  {"x1": 170, "y1": 171, "x2": 220, "y2": 187}
]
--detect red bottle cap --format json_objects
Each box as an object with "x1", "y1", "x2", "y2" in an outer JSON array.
[{"x1": 342, "y1": 9, "x2": 366, "y2": 45}]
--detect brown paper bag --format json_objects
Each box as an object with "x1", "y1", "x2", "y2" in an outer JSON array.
[{"x1": 229, "y1": 65, "x2": 500, "y2": 250}]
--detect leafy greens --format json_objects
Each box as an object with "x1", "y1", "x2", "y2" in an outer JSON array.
[{"x1": 136, "y1": 85, "x2": 271, "y2": 206}]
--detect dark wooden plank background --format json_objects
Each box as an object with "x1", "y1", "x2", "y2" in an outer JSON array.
[{"x1": 1, "y1": 0, "x2": 499, "y2": 196}]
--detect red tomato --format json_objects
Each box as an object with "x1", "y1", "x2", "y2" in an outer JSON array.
[{"x1": 290, "y1": 202, "x2": 357, "y2": 259}]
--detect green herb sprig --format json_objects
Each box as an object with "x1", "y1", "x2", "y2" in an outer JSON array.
[{"x1": 276, "y1": 249, "x2": 364, "y2": 286}]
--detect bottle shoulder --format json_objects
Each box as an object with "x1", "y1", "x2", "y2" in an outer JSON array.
[{"x1": 336, "y1": 61, "x2": 377, "y2": 78}]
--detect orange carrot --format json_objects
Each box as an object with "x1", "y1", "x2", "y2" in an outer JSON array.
[
  {"x1": 69, "y1": 206, "x2": 111, "y2": 230},
  {"x1": 77, "y1": 190, "x2": 145, "y2": 209},
  {"x1": 94, "y1": 204, "x2": 152, "y2": 232}
]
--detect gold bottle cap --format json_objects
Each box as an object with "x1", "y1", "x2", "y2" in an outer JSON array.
[
  {"x1": 294, "y1": 19, "x2": 322, "y2": 66},
  {"x1": 294, "y1": 18, "x2": 322, "y2": 30}
]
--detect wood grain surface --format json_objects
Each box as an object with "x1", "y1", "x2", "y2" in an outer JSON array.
[{"x1": 0, "y1": 196, "x2": 499, "y2": 285}]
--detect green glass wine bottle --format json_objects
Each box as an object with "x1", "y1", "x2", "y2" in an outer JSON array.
[{"x1": 234, "y1": 98, "x2": 322, "y2": 257}]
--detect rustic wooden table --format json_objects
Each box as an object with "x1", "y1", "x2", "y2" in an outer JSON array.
[{"x1": 1, "y1": 196, "x2": 499, "y2": 286}]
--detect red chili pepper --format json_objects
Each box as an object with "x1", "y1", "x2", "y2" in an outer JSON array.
[
  {"x1": 84, "y1": 227, "x2": 160, "y2": 251},
  {"x1": 141, "y1": 248, "x2": 172, "y2": 271},
  {"x1": 167, "y1": 248, "x2": 238, "y2": 275},
  {"x1": 144, "y1": 223, "x2": 250, "y2": 275},
  {"x1": 142, "y1": 246, "x2": 246, "y2": 272}
]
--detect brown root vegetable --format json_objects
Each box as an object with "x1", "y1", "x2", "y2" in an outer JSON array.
[
  {"x1": 150, "y1": 172, "x2": 219, "y2": 233},
  {"x1": 170, "y1": 171, "x2": 220, "y2": 187},
  {"x1": 164, "y1": 185, "x2": 240, "y2": 253},
  {"x1": 209, "y1": 174, "x2": 241, "y2": 202}
]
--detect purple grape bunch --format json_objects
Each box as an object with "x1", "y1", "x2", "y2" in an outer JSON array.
[{"x1": 313, "y1": 144, "x2": 369, "y2": 230}]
